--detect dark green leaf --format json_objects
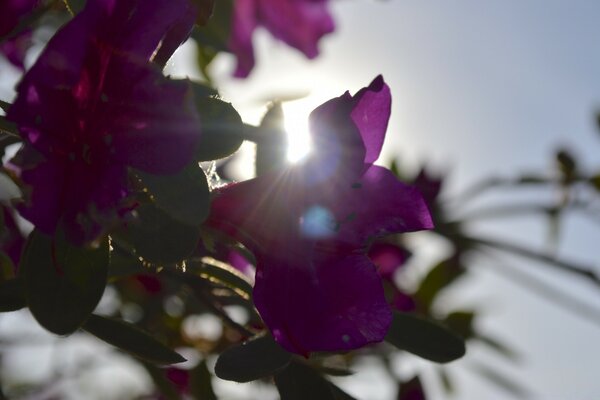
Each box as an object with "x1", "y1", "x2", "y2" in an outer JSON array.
[
  {"x1": 83, "y1": 314, "x2": 185, "y2": 364},
  {"x1": 107, "y1": 244, "x2": 144, "y2": 279},
  {"x1": 194, "y1": 96, "x2": 244, "y2": 161},
  {"x1": 215, "y1": 335, "x2": 291, "y2": 382},
  {"x1": 188, "y1": 259, "x2": 253, "y2": 299},
  {"x1": 21, "y1": 229, "x2": 108, "y2": 335},
  {"x1": 189, "y1": 360, "x2": 217, "y2": 400},
  {"x1": 121, "y1": 204, "x2": 200, "y2": 265},
  {"x1": 385, "y1": 312, "x2": 466, "y2": 363},
  {"x1": 0, "y1": 278, "x2": 25, "y2": 312},
  {"x1": 0, "y1": 116, "x2": 19, "y2": 137},
  {"x1": 135, "y1": 162, "x2": 210, "y2": 226},
  {"x1": 190, "y1": 0, "x2": 215, "y2": 25},
  {"x1": 413, "y1": 258, "x2": 464, "y2": 310},
  {"x1": 444, "y1": 311, "x2": 475, "y2": 339},
  {"x1": 555, "y1": 149, "x2": 577, "y2": 182},
  {"x1": 255, "y1": 102, "x2": 287, "y2": 176},
  {"x1": 0, "y1": 100, "x2": 10, "y2": 113},
  {"x1": 191, "y1": 0, "x2": 233, "y2": 52},
  {"x1": 275, "y1": 362, "x2": 339, "y2": 400}
]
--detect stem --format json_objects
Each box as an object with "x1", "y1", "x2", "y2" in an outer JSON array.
[
  {"x1": 484, "y1": 254, "x2": 600, "y2": 329},
  {"x1": 463, "y1": 235, "x2": 600, "y2": 288}
]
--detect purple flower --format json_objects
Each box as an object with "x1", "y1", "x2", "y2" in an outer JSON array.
[
  {"x1": 229, "y1": 0, "x2": 334, "y2": 77},
  {"x1": 209, "y1": 76, "x2": 433, "y2": 355},
  {"x1": 0, "y1": 0, "x2": 39, "y2": 69},
  {"x1": 7, "y1": 0, "x2": 202, "y2": 244}
]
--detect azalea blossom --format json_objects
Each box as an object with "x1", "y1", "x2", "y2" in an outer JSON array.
[
  {"x1": 7, "y1": 0, "x2": 201, "y2": 244},
  {"x1": 229, "y1": 0, "x2": 335, "y2": 77},
  {"x1": 209, "y1": 76, "x2": 433, "y2": 355},
  {"x1": 0, "y1": 0, "x2": 39, "y2": 69}
]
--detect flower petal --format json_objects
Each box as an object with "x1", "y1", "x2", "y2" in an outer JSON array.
[
  {"x1": 333, "y1": 166, "x2": 434, "y2": 243},
  {"x1": 230, "y1": 0, "x2": 258, "y2": 78},
  {"x1": 350, "y1": 75, "x2": 391, "y2": 165},
  {"x1": 254, "y1": 253, "x2": 391, "y2": 355}
]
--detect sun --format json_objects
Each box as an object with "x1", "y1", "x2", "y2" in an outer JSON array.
[{"x1": 282, "y1": 101, "x2": 313, "y2": 163}]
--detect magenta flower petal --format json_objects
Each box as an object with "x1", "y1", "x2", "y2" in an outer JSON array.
[
  {"x1": 229, "y1": 0, "x2": 334, "y2": 77},
  {"x1": 230, "y1": 0, "x2": 258, "y2": 78},
  {"x1": 7, "y1": 0, "x2": 201, "y2": 243},
  {"x1": 254, "y1": 253, "x2": 391, "y2": 355},
  {"x1": 11, "y1": 147, "x2": 65, "y2": 235},
  {"x1": 0, "y1": 30, "x2": 32, "y2": 70},
  {"x1": 332, "y1": 166, "x2": 434, "y2": 244},
  {"x1": 350, "y1": 75, "x2": 391, "y2": 165}
]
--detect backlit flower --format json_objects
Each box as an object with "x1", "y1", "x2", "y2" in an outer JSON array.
[
  {"x1": 229, "y1": 0, "x2": 334, "y2": 77},
  {"x1": 209, "y1": 76, "x2": 433, "y2": 355},
  {"x1": 7, "y1": 0, "x2": 201, "y2": 244}
]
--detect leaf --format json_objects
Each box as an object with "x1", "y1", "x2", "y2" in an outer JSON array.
[
  {"x1": 275, "y1": 362, "x2": 348, "y2": 400},
  {"x1": 189, "y1": 360, "x2": 217, "y2": 400},
  {"x1": 0, "y1": 116, "x2": 19, "y2": 137},
  {"x1": 135, "y1": 162, "x2": 210, "y2": 226},
  {"x1": 83, "y1": 314, "x2": 185, "y2": 364},
  {"x1": 189, "y1": 258, "x2": 253, "y2": 299},
  {"x1": 215, "y1": 334, "x2": 291, "y2": 382},
  {"x1": 385, "y1": 312, "x2": 466, "y2": 363},
  {"x1": 194, "y1": 96, "x2": 245, "y2": 161},
  {"x1": 255, "y1": 102, "x2": 287, "y2": 176},
  {"x1": 413, "y1": 258, "x2": 465, "y2": 310},
  {"x1": 120, "y1": 204, "x2": 200, "y2": 265},
  {"x1": 191, "y1": 0, "x2": 233, "y2": 52},
  {"x1": 107, "y1": 244, "x2": 144, "y2": 279},
  {"x1": 190, "y1": 0, "x2": 216, "y2": 25},
  {"x1": 443, "y1": 311, "x2": 475, "y2": 339},
  {"x1": 555, "y1": 149, "x2": 577, "y2": 182},
  {"x1": 21, "y1": 229, "x2": 108, "y2": 335},
  {"x1": 0, "y1": 278, "x2": 25, "y2": 312}
]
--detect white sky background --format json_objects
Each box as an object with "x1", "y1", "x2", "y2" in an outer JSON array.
[
  {"x1": 190, "y1": 1, "x2": 600, "y2": 399},
  {"x1": 1, "y1": 1, "x2": 600, "y2": 399}
]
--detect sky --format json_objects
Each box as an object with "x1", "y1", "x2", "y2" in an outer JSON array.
[{"x1": 1, "y1": 1, "x2": 600, "y2": 399}]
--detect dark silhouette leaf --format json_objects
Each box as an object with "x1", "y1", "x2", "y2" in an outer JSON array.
[
  {"x1": 0, "y1": 278, "x2": 25, "y2": 312},
  {"x1": 121, "y1": 204, "x2": 200, "y2": 265},
  {"x1": 189, "y1": 360, "x2": 217, "y2": 400},
  {"x1": 385, "y1": 312, "x2": 466, "y2": 363},
  {"x1": 135, "y1": 162, "x2": 210, "y2": 226},
  {"x1": 83, "y1": 314, "x2": 185, "y2": 364},
  {"x1": 275, "y1": 362, "x2": 354, "y2": 400},
  {"x1": 215, "y1": 334, "x2": 291, "y2": 382},
  {"x1": 21, "y1": 229, "x2": 108, "y2": 335}
]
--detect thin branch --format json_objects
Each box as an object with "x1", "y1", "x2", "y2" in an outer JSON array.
[
  {"x1": 463, "y1": 235, "x2": 600, "y2": 288},
  {"x1": 483, "y1": 253, "x2": 600, "y2": 329}
]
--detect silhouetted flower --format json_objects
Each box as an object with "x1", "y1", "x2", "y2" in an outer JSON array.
[
  {"x1": 209, "y1": 76, "x2": 433, "y2": 355},
  {"x1": 7, "y1": 0, "x2": 202, "y2": 244},
  {"x1": 230, "y1": 0, "x2": 334, "y2": 77}
]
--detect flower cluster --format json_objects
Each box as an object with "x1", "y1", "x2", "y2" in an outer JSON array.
[
  {"x1": 7, "y1": 0, "x2": 202, "y2": 244},
  {"x1": 2, "y1": 0, "x2": 433, "y2": 362}
]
